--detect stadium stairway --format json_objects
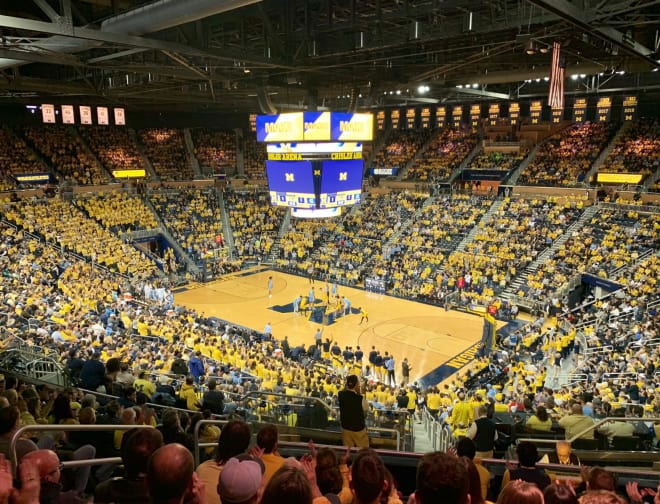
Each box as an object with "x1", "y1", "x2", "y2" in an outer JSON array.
[
  {"x1": 4, "y1": 124, "x2": 52, "y2": 174},
  {"x1": 643, "y1": 166, "x2": 660, "y2": 189},
  {"x1": 69, "y1": 126, "x2": 112, "y2": 180},
  {"x1": 217, "y1": 189, "x2": 237, "y2": 257},
  {"x1": 128, "y1": 128, "x2": 159, "y2": 179},
  {"x1": 267, "y1": 208, "x2": 292, "y2": 263},
  {"x1": 448, "y1": 140, "x2": 482, "y2": 184},
  {"x1": 454, "y1": 198, "x2": 505, "y2": 253},
  {"x1": 500, "y1": 204, "x2": 599, "y2": 301},
  {"x1": 397, "y1": 131, "x2": 440, "y2": 180},
  {"x1": 503, "y1": 143, "x2": 540, "y2": 185},
  {"x1": 583, "y1": 121, "x2": 631, "y2": 183},
  {"x1": 140, "y1": 195, "x2": 202, "y2": 276},
  {"x1": 382, "y1": 194, "x2": 435, "y2": 246},
  {"x1": 182, "y1": 128, "x2": 202, "y2": 179}
]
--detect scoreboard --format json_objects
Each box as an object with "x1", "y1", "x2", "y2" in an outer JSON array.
[
  {"x1": 257, "y1": 113, "x2": 372, "y2": 214},
  {"x1": 263, "y1": 141, "x2": 364, "y2": 210}
]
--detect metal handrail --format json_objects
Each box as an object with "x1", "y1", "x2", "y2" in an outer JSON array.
[
  {"x1": 517, "y1": 415, "x2": 660, "y2": 446},
  {"x1": 584, "y1": 345, "x2": 614, "y2": 355},
  {"x1": 238, "y1": 391, "x2": 334, "y2": 414},
  {"x1": 9, "y1": 423, "x2": 154, "y2": 472}
]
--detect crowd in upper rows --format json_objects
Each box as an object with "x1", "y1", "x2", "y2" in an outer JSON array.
[{"x1": 0, "y1": 118, "x2": 656, "y2": 187}]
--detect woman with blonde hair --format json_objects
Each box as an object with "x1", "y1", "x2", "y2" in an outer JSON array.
[{"x1": 497, "y1": 480, "x2": 544, "y2": 504}]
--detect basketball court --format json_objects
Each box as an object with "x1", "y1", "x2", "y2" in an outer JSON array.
[{"x1": 174, "y1": 269, "x2": 502, "y2": 386}]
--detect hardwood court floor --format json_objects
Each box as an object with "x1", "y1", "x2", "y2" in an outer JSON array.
[{"x1": 174, "y1": 270, "x2": 491, "y2": 384}]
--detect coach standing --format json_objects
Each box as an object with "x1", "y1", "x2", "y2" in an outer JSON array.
[{"x1": 338, "y1": 375, "x2": 369, "y2": 448}]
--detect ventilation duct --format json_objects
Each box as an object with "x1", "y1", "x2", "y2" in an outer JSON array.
[
  {"x1": 256, "y1": 87, "x2": 277, "y2": 115},
  {"x1": 0, "y1": 0, "x2": 262, "y2": 70}
]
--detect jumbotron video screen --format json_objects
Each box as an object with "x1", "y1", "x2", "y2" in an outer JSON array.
[{"x1": 257, "y1": 112, "x2": 373, "y2": 216}]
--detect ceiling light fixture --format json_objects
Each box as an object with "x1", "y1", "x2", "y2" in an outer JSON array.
[{"x1": 525, "y1": 39, "x2": 536, "y2": 55}]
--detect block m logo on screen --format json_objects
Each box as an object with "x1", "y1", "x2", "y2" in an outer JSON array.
[
  {"x1": 339, "y1": 172, "x2": 348, "y2": 181},
  {"x1": 285, "y1": 173, "x2": 295, "y2": 182}
]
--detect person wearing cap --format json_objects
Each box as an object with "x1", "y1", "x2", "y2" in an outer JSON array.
[
  {"x1": 197, "y1": 420, "x2": 251, "y2": 504},
  {"x1": 337, "y1": 375, "x2": 369, "y2": 448},
  {"x1": 218, "y1": 455, "x2": 265, "y2": 504}
]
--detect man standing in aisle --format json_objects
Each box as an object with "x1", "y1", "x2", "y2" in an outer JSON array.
[
  {"x1": 314, "y1": 328, "x2": 323, "y2": 348},
  {"x1": 466, "y1": 405, "x2": 498, "y2": 459},
  {"x1": 401, "y1": 358, "x2": 411, "y2": 386},
  {"x1": 384, "y1": 353, "x2": 396, "y2": 387},
  {"x1": 338, "y1": 375, "x2": 369, "y2": 448}
]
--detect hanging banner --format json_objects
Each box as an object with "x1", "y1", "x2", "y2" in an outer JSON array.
[
  {"x1": 452, "y1": 105, "x2": 463, "y2": 128},
  {"x1": 249, "y1": 113, "x2": 257, "y2": 132},
  {"x1": 530, "y1": 100, "x2": 543, "y2": 125},
  {"x1": 114, "y1": 107, "x2": 125, "y2": 126},
  {"x1": 420, "y1": 107, "x2": 431, "y2": 129},
  {"x1": 488, "y1": 103, "x2": 500, "y2": 126},
  {"x1": 596, "y1": 96, "x2": 612, "y2": 122},
  {"x1": 376, "y1": 110, "x2": 386, "y2": 130},
  {"x1": 470, "y1": 104, "x2": 481, "y2": 128},
  {"x1": 406, "y1": 107, "x2": 417, "y2": 129},
  {"x1": 390, "y1": 109, "x2": 401, "y2": 129},
  {"x1": 622, "y1": 96, "x2": 637, "y2": 122},
  {"x1": 41, "y1": 104, "x2": 56, "y2": 124},
  {"x1": 61, "y1": 105, "x2": 75, "y2": 125},
  {"x1": 436, "y1": 106, "x2": 447, "y2": 128},
  {"x1": 97, "y1": 106, "x2": 109, "y2": 126},
  {"x1": 508, "y1": 102, "x2": 520, "y2": 125},
  {"x1": 550, "y1": 107, "x2": 564, "y2": 124},
  {"x1": 573, "y1": 97, "x2": 587, "y2": 123},
  {"x1": 80, "y1": 106, "x2": 92, "y2": 125}
]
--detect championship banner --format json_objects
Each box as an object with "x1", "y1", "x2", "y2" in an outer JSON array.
[
  {"x1": 80, "y1": 106, "x2": 92, "y2": 125},
  {"x1": 622, "y1": 96, "x2": 638, "y2": 122},
  {"x1": 596, "y1": 96, "x2": 612, "y2": 122},
  {"x1": 452, "y1": 105, "x2": 463, "y2": 128},
  {"x1": 436, "y1": 106, "x2": 447, "y2": 128},
  {"x1": 420, "y1": 107, "x2": 431, "y2": 129},
  {"x1": 376, "y1": 110, "x2": 386, "y2": 130},
  {"x1": 470, "y1": 103, "x2": 481, "y2": 128},
  {"x1": 114, "y1": 107, "x2": 125, "y2": 126},
  {"x1": 61, "y1": 105, "x2": 75, "y2": 125},
  {"x1": 406, "y1": 107, "x2": 417, "y2": 129},
  {"x1": 508, "y1": 102, "x2": 520, "y2": 125},
  {"x1": 249, "y1": 114, "x2": 257, "y2": 132},
  {"x1": 530, "y1": 100, "x2": 543, "y2": 125},
  {"x1": 41, "y1": 104, "x2": 56, "y2": 124},
  {"x1": 573, "y1": 97, "x2": 587, "y2": 123},
  {"x1": 390, "y1": 109, "x2": 401, "y2": 129},
  {"x1": 97, "y1": 107, "x2": 109, "y2": 126},
  {"x1": 488, "y1": 103, "x2": 500, "y2": 126},
  {"x1": 550, "y1": 107, "x2": 564, "y2": 124}
]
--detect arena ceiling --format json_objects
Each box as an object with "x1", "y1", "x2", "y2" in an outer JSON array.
[{"x1": 0, "y1": 0, "x2": 658, "y2": 113}]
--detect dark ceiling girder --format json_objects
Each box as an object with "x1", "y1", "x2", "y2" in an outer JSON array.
[
  {"x1": 0, "y1": 48, "x2": 84, "y2": 66},
  {"x1": 526, "y1": 0, "x2": 660, "y2": 68},
  {"x1": 33, "y1": 0, "x2": 62, "y2": 22},
  {"x1": 0, "y1": 14, "x2": 296, "y2": 70}
]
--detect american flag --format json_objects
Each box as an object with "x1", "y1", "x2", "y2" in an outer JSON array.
[{"x1": 548, "y1": 41, "x2": 565, "y2": 109}]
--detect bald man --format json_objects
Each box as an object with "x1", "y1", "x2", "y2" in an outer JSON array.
[
  {"x1": 147, "y1": 443, "x2": 203, "y2": 504},
  {"x1": 24, "y1": 445, "x2": 95, "y2": 504},
  {"x1": 22, "y1": 450, "x2": 64, "y2": 503}
]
